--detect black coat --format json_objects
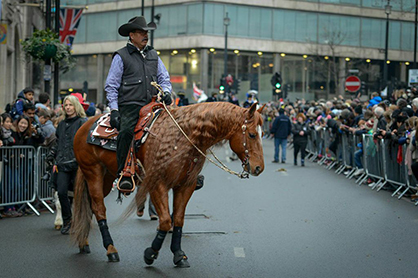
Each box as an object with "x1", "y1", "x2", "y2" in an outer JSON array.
[
  {"x1": 292, "y1": 122, "x2": 309, "y2": 144},
  {"x1": 51, "y1": 116, "x2": 87, "y2": 172},
  {"x1": 270, "y1": 114, "x2": 291, "y2": 139},
  {"x1": 11, "y1": 131, "x2": 44, "y2": 147}
]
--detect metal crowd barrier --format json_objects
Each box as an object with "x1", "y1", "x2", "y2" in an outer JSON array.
[
  {"x1": 309, "y1": 129, "x2": 418, "y2": 204},
  {"x1": 0, "y1": 146, "x2": 57, "y2": 216},
  {"x1": 336, "y1": 132, "x2": 355, "y2": 176},
  {"x1": 381, "y1": 141, "x2": 408, "y2": 197},
  {"x1": 360, "y1": 135, "x2": 386, "y2": 189},
  {"x1": 36, "y1": 146, "x2": 55, "y2": 214},
  {"x1": 0, "y1": 146, "x2": 39, "y2": 215}
]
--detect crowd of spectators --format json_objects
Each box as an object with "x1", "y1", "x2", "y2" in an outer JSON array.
[
  {"x1": 0, "y1": 88, "x2": 107, "y2": 218},
  {"x1": 262, "y1": 87, "x2": 418, "y2": 202}
]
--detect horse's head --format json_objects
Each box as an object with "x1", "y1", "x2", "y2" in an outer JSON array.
[{"x1": 229, "y1": 103, "x2": 265, "y2": 176}]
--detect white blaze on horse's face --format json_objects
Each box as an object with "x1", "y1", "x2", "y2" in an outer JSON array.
[{"x1": 257, "y1": 125, "x2": 262, "y2": 140}]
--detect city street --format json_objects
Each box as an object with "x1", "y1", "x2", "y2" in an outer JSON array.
[{"x1": 1, "y1": 139, "x2": 418, "y2": 278}]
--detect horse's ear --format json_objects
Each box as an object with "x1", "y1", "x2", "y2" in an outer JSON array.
[
  {"x1": 257, "y1": 104, "x2": 266, "y2": 114},
  {"x1": 248, "y1": 103, "x2": 257, "y2": 118}
]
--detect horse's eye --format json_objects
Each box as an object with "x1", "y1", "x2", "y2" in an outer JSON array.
[{"x1": 249, "y1": 133, "x2": 257, "y2": 139}]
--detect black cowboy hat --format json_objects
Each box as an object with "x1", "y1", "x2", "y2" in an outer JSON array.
[{"x1": 118, "y1": 16, "x2": 157, "y2": 37}]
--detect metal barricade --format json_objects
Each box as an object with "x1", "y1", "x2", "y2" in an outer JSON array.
[
  {"x1": 319, "y1": 128, "x2": 337, "y2": 168},
  {"x1": 306, "y1": 128, "x2": 316, "y2": 161},
  {"x1": 380, "y1": 141, "x2": 407, "y2": 196},
  {"x1": 0, "y1": 146, "x2": 39, "y2": 215},
  {"x1": 361, "y1": 135, "x2": 385, "y2": 188},
  {"x1": 324, "y1": 129, "x2": 342, "y2": 171},
  {"x1": 336, "y1": 132, "x2": 353, "y2": 175},
  {"x1": 36, "y1": 146, "x2": 55, "y2": 214},
  {"x1": 404, "y1": 152, "x2": 417, "y2": 201},
  {"x1": 347, "y1": 134, "x2": 361, "y2": 180}
]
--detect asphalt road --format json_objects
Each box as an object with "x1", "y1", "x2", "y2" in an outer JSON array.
[{"x1": 1, "y1": 139, "x2": 418, "y2": 278}]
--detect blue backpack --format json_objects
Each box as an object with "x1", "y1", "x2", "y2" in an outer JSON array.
[{"x1": 5, "y1": 99, "x2": 24, "y2": 119}]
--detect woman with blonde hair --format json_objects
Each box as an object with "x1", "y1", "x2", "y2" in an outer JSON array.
[{"x1": 46, "y1": 95, "x2": 87, "y2": 234}]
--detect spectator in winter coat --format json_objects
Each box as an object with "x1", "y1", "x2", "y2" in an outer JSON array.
[
  {"x1": 352, "y1": 105, "x2": 363, "y2": 127},
  {"x1": 367, "y1": 92, "x2": 382, "y2": 109},
  {"x1": 38, "y1": 109, "x2": 55, "y2": 140},
  {"x1": 46, "y1": 95, "x2": 87, "y2": 235},
  {"x1": 292, "y1": 113, "x2": 309, "y2": 166},
  {"x1": 270, "y1": 108, "x2": 291, "y2": 163},
  {"x1": 11, "y1": 115, "x2": 45, "y2": 147},
  {"x1": 374, "y1": 106, "x2": 387, "y2": 131},
  {"x1": 1, "y1": 113, "x2": 15, "y2": 146}
]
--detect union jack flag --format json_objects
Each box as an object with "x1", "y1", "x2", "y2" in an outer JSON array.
[{"x1": 59, "y1": 8, "x2": 83, "y2": 47}]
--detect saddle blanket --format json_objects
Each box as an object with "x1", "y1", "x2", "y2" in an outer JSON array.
[
  {"x1": 87, "y1": 109, "x2": 163, "y2": 152},
  {"x1": 87, "y1": 119, "x2": 118, "y2": 151}
]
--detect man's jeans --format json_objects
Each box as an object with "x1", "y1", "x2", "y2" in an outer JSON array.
[
  {"x1": 274, "y1": 138, "x2": 287, "y2": 162},
  {"x1": 354, "y1": 149, "x2": 363, "y2": 169}
]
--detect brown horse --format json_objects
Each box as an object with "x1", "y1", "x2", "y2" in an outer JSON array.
[{"x1": 71, "y1": 101, "x2": 265, "y2": 267}]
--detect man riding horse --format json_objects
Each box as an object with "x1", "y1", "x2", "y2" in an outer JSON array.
[{"x1": 105, "y1": 16, "x2": 173, "y2": 191}]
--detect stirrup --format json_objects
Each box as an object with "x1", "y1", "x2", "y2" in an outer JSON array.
[{"x1": 116, "y1": 174, "x2": 136, "y2": 194}]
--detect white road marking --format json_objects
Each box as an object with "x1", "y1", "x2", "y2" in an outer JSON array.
[{"x1": 234, "y1": 247, "x2": 246, "y2": 257}]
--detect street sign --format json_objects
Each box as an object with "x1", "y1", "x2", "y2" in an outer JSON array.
[
  {"x1": 345, "y1": 75, "x2": 361, "y2": 92},
  {"x1": 408, "y1": 69, "x2": 418, "y2": 87}
]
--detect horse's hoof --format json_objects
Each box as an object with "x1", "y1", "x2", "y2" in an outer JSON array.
[
  {"x1": 173, "y1": 250, "x2": 190, "y2": 268},
  {"x1": 55, "y1": 225, "x2": 62, "y2": 230},
  {"x1": 107, "y1": 253, "x2": 120, "y2": 262},
  {"x1": 79, "y1": 245, "x2": 91, "y2": 254},
  {"x1": 137, "y1": 209, "x2": 144, "y2": 217},
  {"x1": 144, "y1": 247, "x2": 158, "y2": 265}
]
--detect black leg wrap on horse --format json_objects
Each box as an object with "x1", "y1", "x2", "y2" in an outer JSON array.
[
  {"x1": 173, "y1": 250, "x2": 190, "y2": 268},
  {"x1": 170, "y1": 226, "x2": 183, "y2": 253},
  {"x1": 98, "y1": 220, "x2": 113, "y2": 249},
  {"x1": 151, "y1": 230, "x2": 167, "y2": 251}
]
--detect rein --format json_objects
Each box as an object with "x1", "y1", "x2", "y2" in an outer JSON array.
[{"x1": 151, "y1": 82, "x2": 250, "y2": 179}]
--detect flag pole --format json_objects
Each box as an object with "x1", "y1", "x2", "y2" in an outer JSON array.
[{"x1": 54, "y1": 0, "x2": 60, "y2": 106}]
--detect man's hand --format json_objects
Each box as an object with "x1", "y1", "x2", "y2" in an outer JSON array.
[
  {"x1": 110, "y1": 110, "x2": 121, "y2": 130},
  {"x1": 162, "y1": 91, "x2": 172, "y2": 105},
  {"x1": 299, "y1": 131, "x2": 304, "y2": 136}
]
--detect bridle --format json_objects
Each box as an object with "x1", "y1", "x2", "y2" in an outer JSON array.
[{"x1": 151, "y1": 82, "x2": 251, "y2": 179}]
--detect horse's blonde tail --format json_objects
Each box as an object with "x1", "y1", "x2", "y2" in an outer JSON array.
[
  {"x1": 70, "y1": 168, "x2": 93, "y2": 247},
  {"x1": 119, "y1": 183, "x2": 149, "y2": 222}
]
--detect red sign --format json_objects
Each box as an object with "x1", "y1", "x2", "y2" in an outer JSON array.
[
  {"x1": 170, "y1": 75, "x2": 186, "y2": 83},
  {"x1": 345, "y1": 76, "x2": 361, "y2": 92}
]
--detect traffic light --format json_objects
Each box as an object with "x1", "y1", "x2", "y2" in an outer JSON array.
[
  {"x1": 235, "y1": 79, "x2": 241, "y2": 93},
  {"x1": 361, "y1": 81, "x2": 367, "y2": 94},
  {"x1": 219, "y1": 77, "x2": 225, "y2": 94},
  {"x1": 271, "y1": 72, "x2": 282, "y2": 90}
]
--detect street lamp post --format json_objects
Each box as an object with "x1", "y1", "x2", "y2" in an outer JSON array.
[
  {"x1": 54, "y1": 0, "x2": 60, "y2": 105},
  {"x1": 223, "y1": 12, "x2": 230, "y2": 79},
  {"x1": 150, "y1": 0, "x2": 154, "y2": 47},
  {"x1": 383, "y1": 0, "x2": 391, "y2": 87}
]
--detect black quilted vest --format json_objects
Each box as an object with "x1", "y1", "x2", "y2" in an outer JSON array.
[{"x1": 114, "y1": 43, "x2": 159, "y2": 107}]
